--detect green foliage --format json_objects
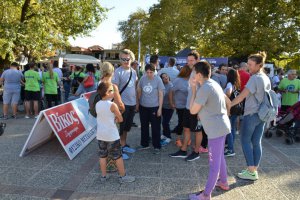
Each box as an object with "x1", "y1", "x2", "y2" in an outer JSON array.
[
  {"x1": 0, "y1": 0, "x2": 107, "y2": 65},
  {"x1": 118, "y1": 0, "x2": 300, "y2": 65}
]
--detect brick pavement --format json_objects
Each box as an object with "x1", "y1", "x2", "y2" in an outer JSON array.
[{"x1": 0, "y1": 111, "x2": 299, "y2": 200}]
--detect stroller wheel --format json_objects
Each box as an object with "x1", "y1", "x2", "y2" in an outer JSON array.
[
  {"x1": 264, "y1": 131, "x2": 272, "y2": 138},
  {"x1": 285, "y1": 137, "x2": 294, "y2": 145},
  {"x1": 276, "y1": 129, "x2": 284, "y2": 137}
]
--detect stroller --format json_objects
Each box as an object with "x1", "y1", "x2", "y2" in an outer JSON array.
[{"x1": 265, "y1": 101, "x2": 300, "y2": 144}]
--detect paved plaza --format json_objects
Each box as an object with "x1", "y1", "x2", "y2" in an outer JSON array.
[{"x1": 0, "y1": 109, "x2": 299, "y2": 200}]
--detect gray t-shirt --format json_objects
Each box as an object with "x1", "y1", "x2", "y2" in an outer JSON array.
[
  {"x1": 171, "y1": 77, "x2": 188, "y2": 109},
  {"x1": 157, "y1": 67, "x2": 179, "y2": 82},
  {"x1": 162, "y1": 82, "x2": 173, "y2": 109},
  {"x1": 195, "y1": 79, "x2": 231, "y2": 139},
  {"x1": 138, "y1": 75, "x2": 165, "y2": 107},
  {"x1": 244, "y1": 72, "x2": 271, "y2": 116},
  {"x1": 211, "y1": 73, "x2": 227, "y2": 89},
  {"x1": 112, "y1": 67, "x2": 138, "y2": 106},
  {"x1": 1, "y1": 69, "x2": 23, "y2": 92}
]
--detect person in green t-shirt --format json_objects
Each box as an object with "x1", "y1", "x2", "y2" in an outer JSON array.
[
  {"x1": 69, "y1": 66, "x2": 85, "y2": 94},
  {"x1": 278, "y1": 69, "x2": 300, "y2": 111},
  {"x1": 42, "y1": 66, "x2": 59, "y2": 108},
  {"x1": 24, "y1": 63, "x2": 41, "y2": 119}
]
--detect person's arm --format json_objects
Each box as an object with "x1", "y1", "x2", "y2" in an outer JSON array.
[
  {"x1": 157, "y1": 89, "x2": 163, "y2": 117},
  {"x1": 110, "y1": 102, "x2": 123, "y2": 123},
  {"x1": 231, "y1": 87, "x2": 250, "y2": 107},
  {"x1": 225, "y1": 95, "x2": 231, "y2": 116},
  {"x1": 169, "y1": 90, "x2": 175, "y2": 109},
  {"x1": 136, "y1": 81, "x2": 141, "y2": 112},
  {"x1": 112, "y1": 84, "x2": 125, "y2": 113},
  {"x1": 190, "y1": 85, "x2": 202, "y2": 115}
]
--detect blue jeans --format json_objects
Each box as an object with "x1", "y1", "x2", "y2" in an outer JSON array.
[
  {"x1": 240, "y1": 113, "x2": 265, "y2": 167},
  {"x1": 63, "y1": 82, "x2": 71, "y2": 102},
  {"x1": 226, "y1": 115, "x2": 237, "y2": 152},
  {"x1": 162, "y1": 108, "x2": 174, "y2": 139}
]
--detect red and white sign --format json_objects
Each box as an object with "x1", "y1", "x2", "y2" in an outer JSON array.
[
  {"x1": 81, "y1": 90, "x2": 96, "y2": 100},
  {"x1": 20, "y1": 98, "x2": 97, "y2": 160}
]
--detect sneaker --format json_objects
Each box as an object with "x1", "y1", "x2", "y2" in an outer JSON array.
[
  {"x1": 0, "y1": 115, "x2": 8, "y2": 120},
  {"x1": 100, "y1": 176, "x2": 108, "y2": 182},
  {"x1": 235, "y1": 130, "x2": 239, "y2": 135},
  {"x1": 153, "y1": 148, "x2": 161, "y2": 154},
  {"x1": 185, "y1": 151, "x2": 200, "y2": 162},
  {"x1": 11, "y1": 115, "x2": 17, "y2": 119},
  {"x1": 169, "y1": 150, "x2": 187, "y2": 158},
  {"x1": 34, "y1": 115, "x2": 39, "y2": 119},
  {"x1": 122, "y1": 153, "x2": 130, "y2": 160},
  {"x1": 175, "y1": 138, "x2": 182, "y2": 147},
  {"x1": 137, "y1": 145, "x2": 150, "y2": 150},
  {"x1": 215, "y1": 180, "x2": 230, "y2": 191},
  {"x1": 122, "y1": 145, "x2": 136, "y2": 153},
  {"x1": 132, "y1": 122, "x2": 138, "y2": 127},
  {"x1": 237, "y1": 169, "x2": 258, "y2": 181},
  {"x1": 160, "y1": 138, "x2": 171, "y2": 146},
  {"x1": 224, "y1": 150, "x2": 236, "y2": 157},
  {"x1": 161, "y1": 135, "x2": 167, "y2": 140},
  {"x1": 189, "y1": 191, "x2": 211, "y2": 200},
  {"x1": 119, "y1": 175, "x2": 135, "y2": 183},
  {"x1": 24, "y1": 115, "x2": 30, "y2": 119},
  {"x1": 199, "y1": 146, "x2": 208, "y2": 153}
]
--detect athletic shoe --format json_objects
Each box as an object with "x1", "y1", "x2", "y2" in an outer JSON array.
[
  {"x1": 152, "y1": 148, "x2": 161, "y2": 154},
  {"x1": 100, "y1": 176, "x2": 108, "y2": 182},
  {"x1": 11, "y1": 115, "x2": 17, "y2": 119},
  {"x1": 189, "y1": 191, "x2": 211, "y2": 200},
  {"x1": 0, "y1": 115, "x2": 8, "y2": 120},
  {"x1": 24, "y1": 115, "x2": 30, "y2": 119},
  {"x1": 215, "y1": 180, "x2": 230, "y2": 191},
  {"x1": 169, "y1": 150, "x2": 187, "y2": 158},
  {"x1": 119, "y1": 175, "x2": 135, "y2": 183},
  {"x1": 185, "y1": 151, "x2": 200, "y2": 162},
  {"x1": 199, "y1": 146, "x2": 208, "y2": 153},
  {"x1": 160, "y1": 138, "x2": 171, "y2": 146},
  {"x1": 161, "y1": 135, "x2": 167, "y2": 140},
  {"x1": 224, "y1": 150, "x2": 236, "y2": 157},
  {"x1": 237, "y1": 169, "x2": 258, "y2": 181},
  {"x1": 137, "y1": 145, "x2": 150, "y2": 150},
  {"x1": 122, "y1": 153, "x2": 130, "y2": 160},
  {"x1": 131, "y1": 122, "x2": 138, "y2": 127},
  {"x1": 122, "y1": 145, "x2": 136, "y2": 153},
  {"x1": 175, "y1": 138, "x2": 182, "y2": 147},
  {"x1": 34, "y1": 115, "x2": 39, "y2": 119}
]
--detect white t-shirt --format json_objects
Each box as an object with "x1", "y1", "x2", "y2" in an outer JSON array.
[{"x1": 96, "y1": 100, "x2": 120, "y2": 141}]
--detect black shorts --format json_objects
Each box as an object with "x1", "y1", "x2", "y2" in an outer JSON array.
[
  {"x1": 25, "y1": 90, "x2": 40, "y2": 101},
  {"x1": 182, "y1": 108, "x2": 202, "y2": 132},
  {"x1": 97, "y1": 139, "x2": 122, "y2": 160},
  {"x1": 45, "y1": 94, "x2": 58, "y2": 102},
  {"x1": 119, "y1": 105, "x2": 136, "y2": 135}
]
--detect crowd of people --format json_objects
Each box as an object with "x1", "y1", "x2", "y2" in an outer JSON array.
[{"x1": 0, "y1": 48, "x2": 299, "y2": 199}]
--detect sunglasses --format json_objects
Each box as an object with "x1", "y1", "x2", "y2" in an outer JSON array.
[{"x1": 120, "y1": 58, "x2": 130, "y2": 62}]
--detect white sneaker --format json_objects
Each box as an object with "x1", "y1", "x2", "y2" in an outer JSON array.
[
  {"x1": 34, "y1": 115, "x2": 39, "y2": 119},
  {"x1": 25, "y1": 115, "x2": 30, "y2": 119},
  {"x1": 236, "y1": 130, "x2": 239, "y2": 135},
  {"x1": 161, "y1": 135, "x2": 167, "y2": 140},
  {"x1": 119, "y1": 175, "x2": 135, "y2": 183}
]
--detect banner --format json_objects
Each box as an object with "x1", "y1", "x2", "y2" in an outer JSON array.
[
  {"x1": 20, "y1": 98, "x2": 97, "y2": 160},
  {"x1": 81, "y1": 90, "x2": 96, "y2": 100}
]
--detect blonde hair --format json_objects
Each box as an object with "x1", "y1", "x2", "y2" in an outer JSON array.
[
  {"x1": 48, "y1": 65, "x2": 54, "y2": 79},
  {"x1": 248, "y1": 51, "x2": 267, "y2": 67},
  {"x1": 101, "y1": 62, "x2": 114, "y2": 78},
  {"x1": 119, "y1": 49, "x2": 135, "y2": 61}
]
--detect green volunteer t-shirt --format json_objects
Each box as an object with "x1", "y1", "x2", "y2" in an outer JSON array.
[
  {"x1": 95, "y1": 70, "x2": 101, "y2": 82},
  {"x1": 278, "y1": 78, "x2": 300, "y2": 106},
  {"x1": 69, "y1": 71, "x2": 86, "y2": 79},
  {"x1": 42, "y1": 71, "x2": 59, "y2": 94},
  {"x1": 24, "y1": 70, "x2": 41, "y2": 92}
]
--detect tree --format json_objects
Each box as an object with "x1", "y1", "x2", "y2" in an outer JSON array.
[{"x1": 0, "y1": 0, "x2": 107, "y2": 67}]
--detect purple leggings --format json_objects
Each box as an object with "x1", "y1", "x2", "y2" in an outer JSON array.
[{"x1": 204, "y1": 135, "x2": 228, "y2": 196}]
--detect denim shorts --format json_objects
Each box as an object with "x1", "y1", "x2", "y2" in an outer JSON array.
[
  {"x1": 3, "y1": 90, "x2": 20, "y2": 104},
  {"x1": 97, "y1": 139, "x2": 122, "y2": 160}
]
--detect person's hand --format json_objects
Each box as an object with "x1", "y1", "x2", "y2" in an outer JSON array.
[
  {"x1": 157, "y1": 108, "x2": 162, "y2": 117},
  {"x1": 135, "y1": 103, "x2": 139, "y2": 112},
  {"x1": 171, "y1": 103, "x2": 176, "y2": 109}
]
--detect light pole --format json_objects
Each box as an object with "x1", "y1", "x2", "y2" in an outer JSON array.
[{"x1": 137, "y1": 20, "x2": 141, "y2": 75}]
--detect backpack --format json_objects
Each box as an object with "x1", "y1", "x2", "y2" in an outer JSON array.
[
  {"x1": 71, "y1": 72, "x2": 80, "y2": 88},
  {"x1": 229, "y1": 88, "x2": 244, "y2": 116},
  {"x1": 257, "y1": 90, "x2": 278, "y2": 122},
  {"x1": 88, "y1": 92, "x2": 101, "y2": 118}
]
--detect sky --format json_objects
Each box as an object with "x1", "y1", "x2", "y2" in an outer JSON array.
[{"x1": 69, "y1": 0, "x2": 159, "y2": 49}]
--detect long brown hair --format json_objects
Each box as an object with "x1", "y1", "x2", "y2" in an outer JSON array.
[
  {"x1": 48, "y1": 65, "x2": 54, "y2": 79},
  {"x1": 227, "y1": 68, "x2": 241, "y2": 90},
  {"x1": 178, "y1": 65, "x2": 192, "y2": 78}
]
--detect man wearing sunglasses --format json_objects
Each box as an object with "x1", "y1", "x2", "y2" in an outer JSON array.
[{"x1": 112, "y1": 49, "x2": 138, "y2": 160}]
